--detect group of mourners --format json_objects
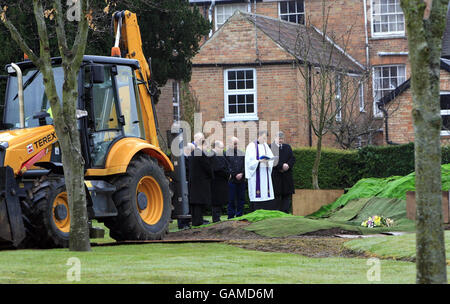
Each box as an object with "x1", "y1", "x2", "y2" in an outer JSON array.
[{"x1": 178, "y1": 130, "x2": 296, "y2": 228}]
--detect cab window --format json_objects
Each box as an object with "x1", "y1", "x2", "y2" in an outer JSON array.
[
  {"x1": 116, "y1": 65, "x2": 144, "y2": 138},
  {"x1": 85, "y1": 65, "x2": 121, "y2": 167}
]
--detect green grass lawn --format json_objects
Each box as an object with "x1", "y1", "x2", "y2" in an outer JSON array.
[
  {"x1": 0, "y1": 242, "x2": 428, "y2": 284},
  {"x1": 2, "y1": 215, "x2": 448, "y2": 284},
  {"x1": 344, "y1": 231, "x2": 450, "y2": 263}
]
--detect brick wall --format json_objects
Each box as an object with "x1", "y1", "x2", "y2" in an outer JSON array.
[
  {"x1": 387, "y1": 69, "x2": 450, "y2": 145},
  {"x1": 184, "y1": 1, "x2": 422, "y2": 148},
  {"x1": 192, "y1": 12, "x2": 295, "y2": 65},
  {"x1": 307, "y1": 0, "x2": 367, "y2": 66},
  {"x1": 253, "y1": 1, "x2": 279, "y2": 19},
  {"x1": 188, "y1": 6, "x2": 361, "y2": 148},
  {"x1": 190, "y1": 63, "x2": 312, "y2": 148}
]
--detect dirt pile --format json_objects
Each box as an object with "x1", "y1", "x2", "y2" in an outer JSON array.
[
  {"x1": 166, "y1": 220, "x2": 261, "y2": 241},
  {"x1": 166, "y1": 220, "x2": 365, "y2": 258},
  {"x1": 225, "y1": 238, "x2": 360, "y2": 258}
]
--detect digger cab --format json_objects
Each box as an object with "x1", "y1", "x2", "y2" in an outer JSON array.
[
  {"x1": 0, "y1": 56, "x2": 174, "y2": 249},
  {"x1": 2, "y1": 56, "x2": 148, "y2": 170}
]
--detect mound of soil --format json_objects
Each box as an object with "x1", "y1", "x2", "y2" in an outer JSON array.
[
  {"x1": 166, "y1": 220, "x2": 365, "y2": 258},
  {"x1": 166, "y1": 220, "x2": 261, "y2": 241},
  {"x1": 302, "y1": 227, "x2": 362, "y2": 237},
  {"x1": 225, "y1": 238, "x2": 360, "y2": 258}
]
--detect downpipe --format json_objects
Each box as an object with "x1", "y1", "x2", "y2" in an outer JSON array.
[
  {"x1": 378, "y1": 103, "x2": 399, "y2": 145},
  {"x1": 208, "y1": 0, "x2": 216, "y2": 38}
]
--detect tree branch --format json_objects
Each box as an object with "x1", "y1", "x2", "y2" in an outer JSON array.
[
  {"x1": 53, "y1": 0, "x2": 69, "y2": 57},
  {"x1": 1, "y1": 7, "x2": 41, "y2": 66},
  {"x1": 71, "y1": 0, "x2": 90, "y2": 66},
  {"x1": 33, "y1": 0, "x2": 52, "y2": 64},
  {"x1": 33, "y1": 0, "x2": 62, "y2": 117}
]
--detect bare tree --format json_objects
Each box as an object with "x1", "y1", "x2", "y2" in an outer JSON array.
[
  {"x1": 1, "y1": 0, "x2": 91, "y2": 251},
  {"x1": 329, "y1": 73, "x2": 377, "y2": 149},
  {"x1": 180, "y1": 82, "x2": 200, "y2": 141},
  {"x1": 294, "y1": 1, "x2": 366, "y2": 188},
  {"x1": 400, "y1": 0, "x2": 448, "y2": 283}
]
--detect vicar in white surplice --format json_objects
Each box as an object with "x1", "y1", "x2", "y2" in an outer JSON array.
[{"x1": 245, "y1": 131, "x2": 276, "y2": 210}]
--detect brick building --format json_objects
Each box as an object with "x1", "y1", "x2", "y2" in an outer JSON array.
[
  {"x1": 189, "y1": 10, "x2": 364, "y2": 148},
  {"x1": 368, "y1": 4, "x2": 450, "y2": 145},
  {"x1": 154, "y1": 0, "x2": 449, "y2": 148},
  {"x1": 376, "y1": 60, "x2": 450, "y2": 145}
]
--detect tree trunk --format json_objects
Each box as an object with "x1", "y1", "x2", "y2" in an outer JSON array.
[
  {"x1": 60, "y1": 135, "x2": 90, "y2": 252},
  {"x1": 59, "y1": 66, "x2": 91, "y2": 252},
  {"x1": 401, "y1": 0, "x2": 448, "y2": 283},
  {"x1": 35, "y1": 0, "x2": 91, "y2": 251},
  {"x1": 414, "y1": 109, "x2": 446, "y2": 283},
  {"x1": 2, "y1": 0, "x2": 91, "y2": 251},
  {"x1": 312, "y1": 136, "x2": 322, "y2": 190}
]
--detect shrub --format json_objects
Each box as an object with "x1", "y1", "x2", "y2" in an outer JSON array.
[
  {"x1": 292, "y1": 147, "x2": 359, "y2": 189},
  {"x1": 356, "y1": 143, "x2": 415, "y2": 178},
  {"x1": 292, "y1": 143, "x2": 450, "y2": 189}
]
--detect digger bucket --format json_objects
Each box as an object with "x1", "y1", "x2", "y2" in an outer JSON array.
[{"x1": 0, "y1": 166, "x2": 25, "y2": 249}]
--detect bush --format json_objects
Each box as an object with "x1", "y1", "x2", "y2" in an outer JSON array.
[
  {"x1": 292, "y1": 143, "x2": 450, "y2": 189},
  {"x1": 356, "y1": 143, "x2": 415, "y2": 178},
  {"x1": 292, "y1": 147, "x2": 360, "y2": 189}
]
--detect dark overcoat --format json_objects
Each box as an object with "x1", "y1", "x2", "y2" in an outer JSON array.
[
  {"x1": 225, "y1": 148, "x2": 245, "y2": 184},
  {"x1": 211, "y1": 152, "x2": 231, "y2": 206},
  {"x1": 270, "y1": 143, "x2": 296, "y2": 196},
  {"x1": 188, "y1": 148, "x2": 214, "y2": 205}
]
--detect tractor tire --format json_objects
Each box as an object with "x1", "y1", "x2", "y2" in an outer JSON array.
[
  {"x1": 17, "y1": 199, "x2": 39, "y2": 249},
  {"x1": 27, "y1": 176, "x2": 70, "y2": 248},
  {"x1": 104, "y1": 154, "x2": 171, "y2": 241}
]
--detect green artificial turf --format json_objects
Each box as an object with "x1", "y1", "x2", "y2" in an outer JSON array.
[
  {"x1": 326, "y1": 198, "x2": 371, "y2": 222},
  {"x1": 232, "y1": 209, "x2": 294, "y2": 222},
  {"x1": 243, "y1": 197, "x2": 416, "y2": 238},
  {"x1": 311, "y1": 163, "x2": 450, "y2": 218},
  {"x1": 243, "y1": 216, "x2": 403, "y2": 238}
]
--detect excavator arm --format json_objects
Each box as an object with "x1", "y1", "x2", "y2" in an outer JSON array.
[{"x1": 112, "y1": 10, "x2": 159, "y2": 147}]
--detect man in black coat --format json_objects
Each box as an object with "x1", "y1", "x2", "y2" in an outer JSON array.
[
  {"x1": 270, "y1": 131, "x2": 296, "y2": 213},
  {"x1": 211, "y1": 140, "x2": 230, "y2": 223},
  {"x1": 189, "y1": 136, "x2": 214, "y2": 226},
  {"x1": 225, "y1": 136, "x2": 246, "y2": 219}
]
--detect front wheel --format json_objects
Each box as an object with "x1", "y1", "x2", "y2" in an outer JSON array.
[
  {"x1": 26, "y1": 176, "x2": 70, "y2": 248},
  {"x1": 104, "y1": 154, "x2": 172, "y2": 241}
]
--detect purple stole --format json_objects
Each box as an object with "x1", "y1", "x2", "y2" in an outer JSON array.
[{"x1": 254, "y1": 141, "x2": 270, "y2": 198}]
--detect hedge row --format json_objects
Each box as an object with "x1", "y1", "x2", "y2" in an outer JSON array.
[{"x1": 292, "y1": 143, "x2": 450, "y2": 189}]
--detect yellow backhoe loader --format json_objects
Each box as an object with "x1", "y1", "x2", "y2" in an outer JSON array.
[{"x1": 0, "y1": 11, "x2": 186, "y2": 249}]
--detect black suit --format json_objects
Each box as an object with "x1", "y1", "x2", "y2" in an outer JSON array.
[
  {"x1": 225, "y1": 148, "x2": 246, "y2": 218},
  {"x1": 189, "y1": 148, "x2": 214, "y2": 226},
  {"x1": 270, "y1": 143, "x2": 296, "y2": 213},
  {"x1": 211, "y1": 151, "x2": 230, "y2": 222}
]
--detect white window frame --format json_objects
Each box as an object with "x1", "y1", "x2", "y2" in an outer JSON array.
[
  {"x1": 223, "y1": 68, "x2": 258, "y2": 122},
  {"x1": 215, "y1": 3, "x2": 249, "y2": 30},
  {"x1": 370, "y1": 0, "x2": 405, "y2": 38},
  {"x1": 349, "y1": 74, "x2": 366, "y2": 112},
  {"x1": 441, "y1": 91, "x2": 450, "y2": 136},
  {"x1": 172, "y1": 81, "x2": 180, "y2": 122},
  {"x1": 372, "y1": 64, "x2": 406, "y2": 117},
  {"x1": 359, "y1": 82, "x2": 365, "y2": 112},
  {"x1": 278, "y1": 0, "x2": 305, "y2": 24},
  {"x1": 335, "y1": 75, "x2": 342, "y2": 122}
]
